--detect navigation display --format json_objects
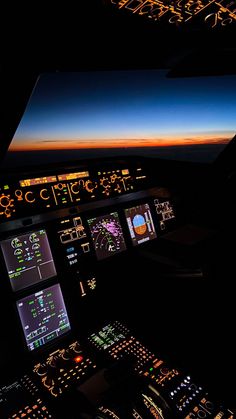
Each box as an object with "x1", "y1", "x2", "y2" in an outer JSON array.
[
  {"x1": 87, "y1": 212, "x2": 126, "y2": 260},
  {"x1": 125, "y1": 203, "x2": 157, "y2": 245},
  {"x1": 16, "y1": 283, "x2": 71, "y2": 351},
  {"x1": 1, "y1": 229, "x2": 56, "y2": 292}
]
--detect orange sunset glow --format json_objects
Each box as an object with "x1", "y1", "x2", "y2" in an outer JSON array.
[{"x1": 9, "y1": 135, "x2": 230, "y2": 152}]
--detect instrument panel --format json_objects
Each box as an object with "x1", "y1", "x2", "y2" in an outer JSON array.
[
  {"x1": 0, "y1": 158, "x2": 234, "y2": 417},
  {"x1": 0, "y1": 163, "x2": 148, "y2": 222}
]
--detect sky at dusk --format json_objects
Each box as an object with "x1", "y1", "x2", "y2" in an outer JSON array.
[{"x1": 9, "y1": 70, "x2": 236, "y2": 152}]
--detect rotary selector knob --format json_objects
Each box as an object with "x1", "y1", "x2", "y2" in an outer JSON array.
[
  {"x1": 0, "y1": 194, "x2": 12, "y2": 207},
  {"x1": 61, "y1": 348, "x2": 72, "y2": 361},
  {"x1": 43, "y1": 375, "x2": 54, "y2": 388},
  {"x1": 57, "y1": 183, "x2": 64, "y2": 190},
  {"x1": 35, "y1": 363, "x2": 48, "y2": 376},
  {"x1": 47, "y1": 356, "x2": 58, "y2": 369},
  {"x1": 85, "y1": 180, "x2": 97, "y2": 193},
  {"x1": 100, "y1": 178, "x2": 110, "y2": 188},
  {"x1": 71, "y1": 182, "x2": 80, "y2": 194},
  {"x1": 71, "y1": 341, "x2": 81, "y2": 354},
  {"x1": 160, "y1": 367, "x2": 169, "y2": 375}
]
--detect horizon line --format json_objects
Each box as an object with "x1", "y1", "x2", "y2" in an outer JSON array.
[{"x1": 9, "y1": 141, "x2": 230, "y2": 152}]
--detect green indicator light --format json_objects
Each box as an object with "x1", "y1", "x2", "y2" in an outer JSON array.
[
  {"x1": 4, "y1": 185, "x2": 9, "y2": 190},
  {"x1": 149, "y1": 367, "x2": 153, "y2": 372}
]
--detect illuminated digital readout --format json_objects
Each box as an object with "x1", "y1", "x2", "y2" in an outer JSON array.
[
  {"x1": 87, "y1": 212, "x2": 126, "y2": 260},
  {"x1": 16, "y1": 284, "x2": 71, "y2": 351},
  {"x1": 1, "y1": 229, "x2": 57, "y2": 292},
  {"x1": 57, "y1": 171, "x2": 90, "y2": 181},
  {"x1": 19, "y1": 176, "x2": 57, "y2": 187},
  {"x1": 125, "y1": 203, "x2": 157, "y2": 245},
  {"x1": 90, "y1": 324, "x2": 125, "y2": 350}
]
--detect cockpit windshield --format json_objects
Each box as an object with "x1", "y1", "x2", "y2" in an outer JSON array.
[{"x1": 4, "y1": 69, "x2": 236, "y2": 167}]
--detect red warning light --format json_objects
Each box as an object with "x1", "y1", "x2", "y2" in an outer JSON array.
[{"x1": 74, "y1": 355, "x2": 83, "y2": 363}]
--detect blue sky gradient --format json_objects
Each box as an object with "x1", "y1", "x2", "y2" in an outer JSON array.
[{"x1": 9, "y1": 70, "x2": 236, "y2": 150}]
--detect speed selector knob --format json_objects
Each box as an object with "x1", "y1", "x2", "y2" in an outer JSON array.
[{"x1": 0, "y1": 195, "x2": 12, "y2": 208}]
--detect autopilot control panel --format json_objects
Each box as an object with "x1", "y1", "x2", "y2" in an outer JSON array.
[{"x1": 0, "y1": 162, "x2": 149, "y2": 222}]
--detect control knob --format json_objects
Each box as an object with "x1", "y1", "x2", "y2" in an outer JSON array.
[
  {"x1": 61, "y1": 348, "x2": 71, "y2": 361},
  {"x1": 71, "y1": 341, "x2": 82, "y2": 354},
  {"x1": 85, "y1": 180, "x2": 97, "y2": 193},
  {"x1": 35, "y1": 363, "x2": 48, "y2": 376},
  {"x1": 160, "y1": 367, "x2": 169, "y2": 375},
  {"x1": 0, "y1": 195, "x2": 12, "y2": 207},
  {"x1": 42, "y1": 375, "x2": 55, "y2": 389},
  {"x1": 56, "y1": 183, "x2": 64, "y2": 190},
  {"x1": 100, "y1": 178, "x2": 110, "y2": 189},
  {"x1": 70, "y1": 182, "x2": 80, "y2": 194},
  {"x1": 48, "y1": 356, "x2": 58, "y2": 368}
]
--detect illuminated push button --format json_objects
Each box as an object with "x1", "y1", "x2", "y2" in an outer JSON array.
[{"x1": 74, "y1": 355, "x2": 83, "y2": 364}]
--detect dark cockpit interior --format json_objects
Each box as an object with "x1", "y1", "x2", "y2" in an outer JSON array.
[{"x1": 1, "y1": 2, "x2": 236, "y2": 418}]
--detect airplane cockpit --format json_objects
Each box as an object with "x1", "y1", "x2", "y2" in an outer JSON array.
[{"x1": 1, "y1": 2, "x2": 236, "y2": 418}]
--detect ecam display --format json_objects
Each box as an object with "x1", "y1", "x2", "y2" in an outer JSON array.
[
  {"x1": 16, "y1": 283, "x2": 71, "y2": 351},
  {"x1": 0, "y1": 229, "x2": 56, "y2": 292}
]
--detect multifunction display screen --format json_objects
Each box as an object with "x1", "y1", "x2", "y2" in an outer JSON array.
[
  {"x1": 16, "y1": 283, "x2": 71, "y2": 351},
  {"x1": 1, "y1": 229, "x2": 56, "y2": 292},
  {"x1": 125, "y1": 203, "x2": 157, "y2": 245},
  {"x1": 87, "y1": 212, "x2": 126, "y2": 260}
]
